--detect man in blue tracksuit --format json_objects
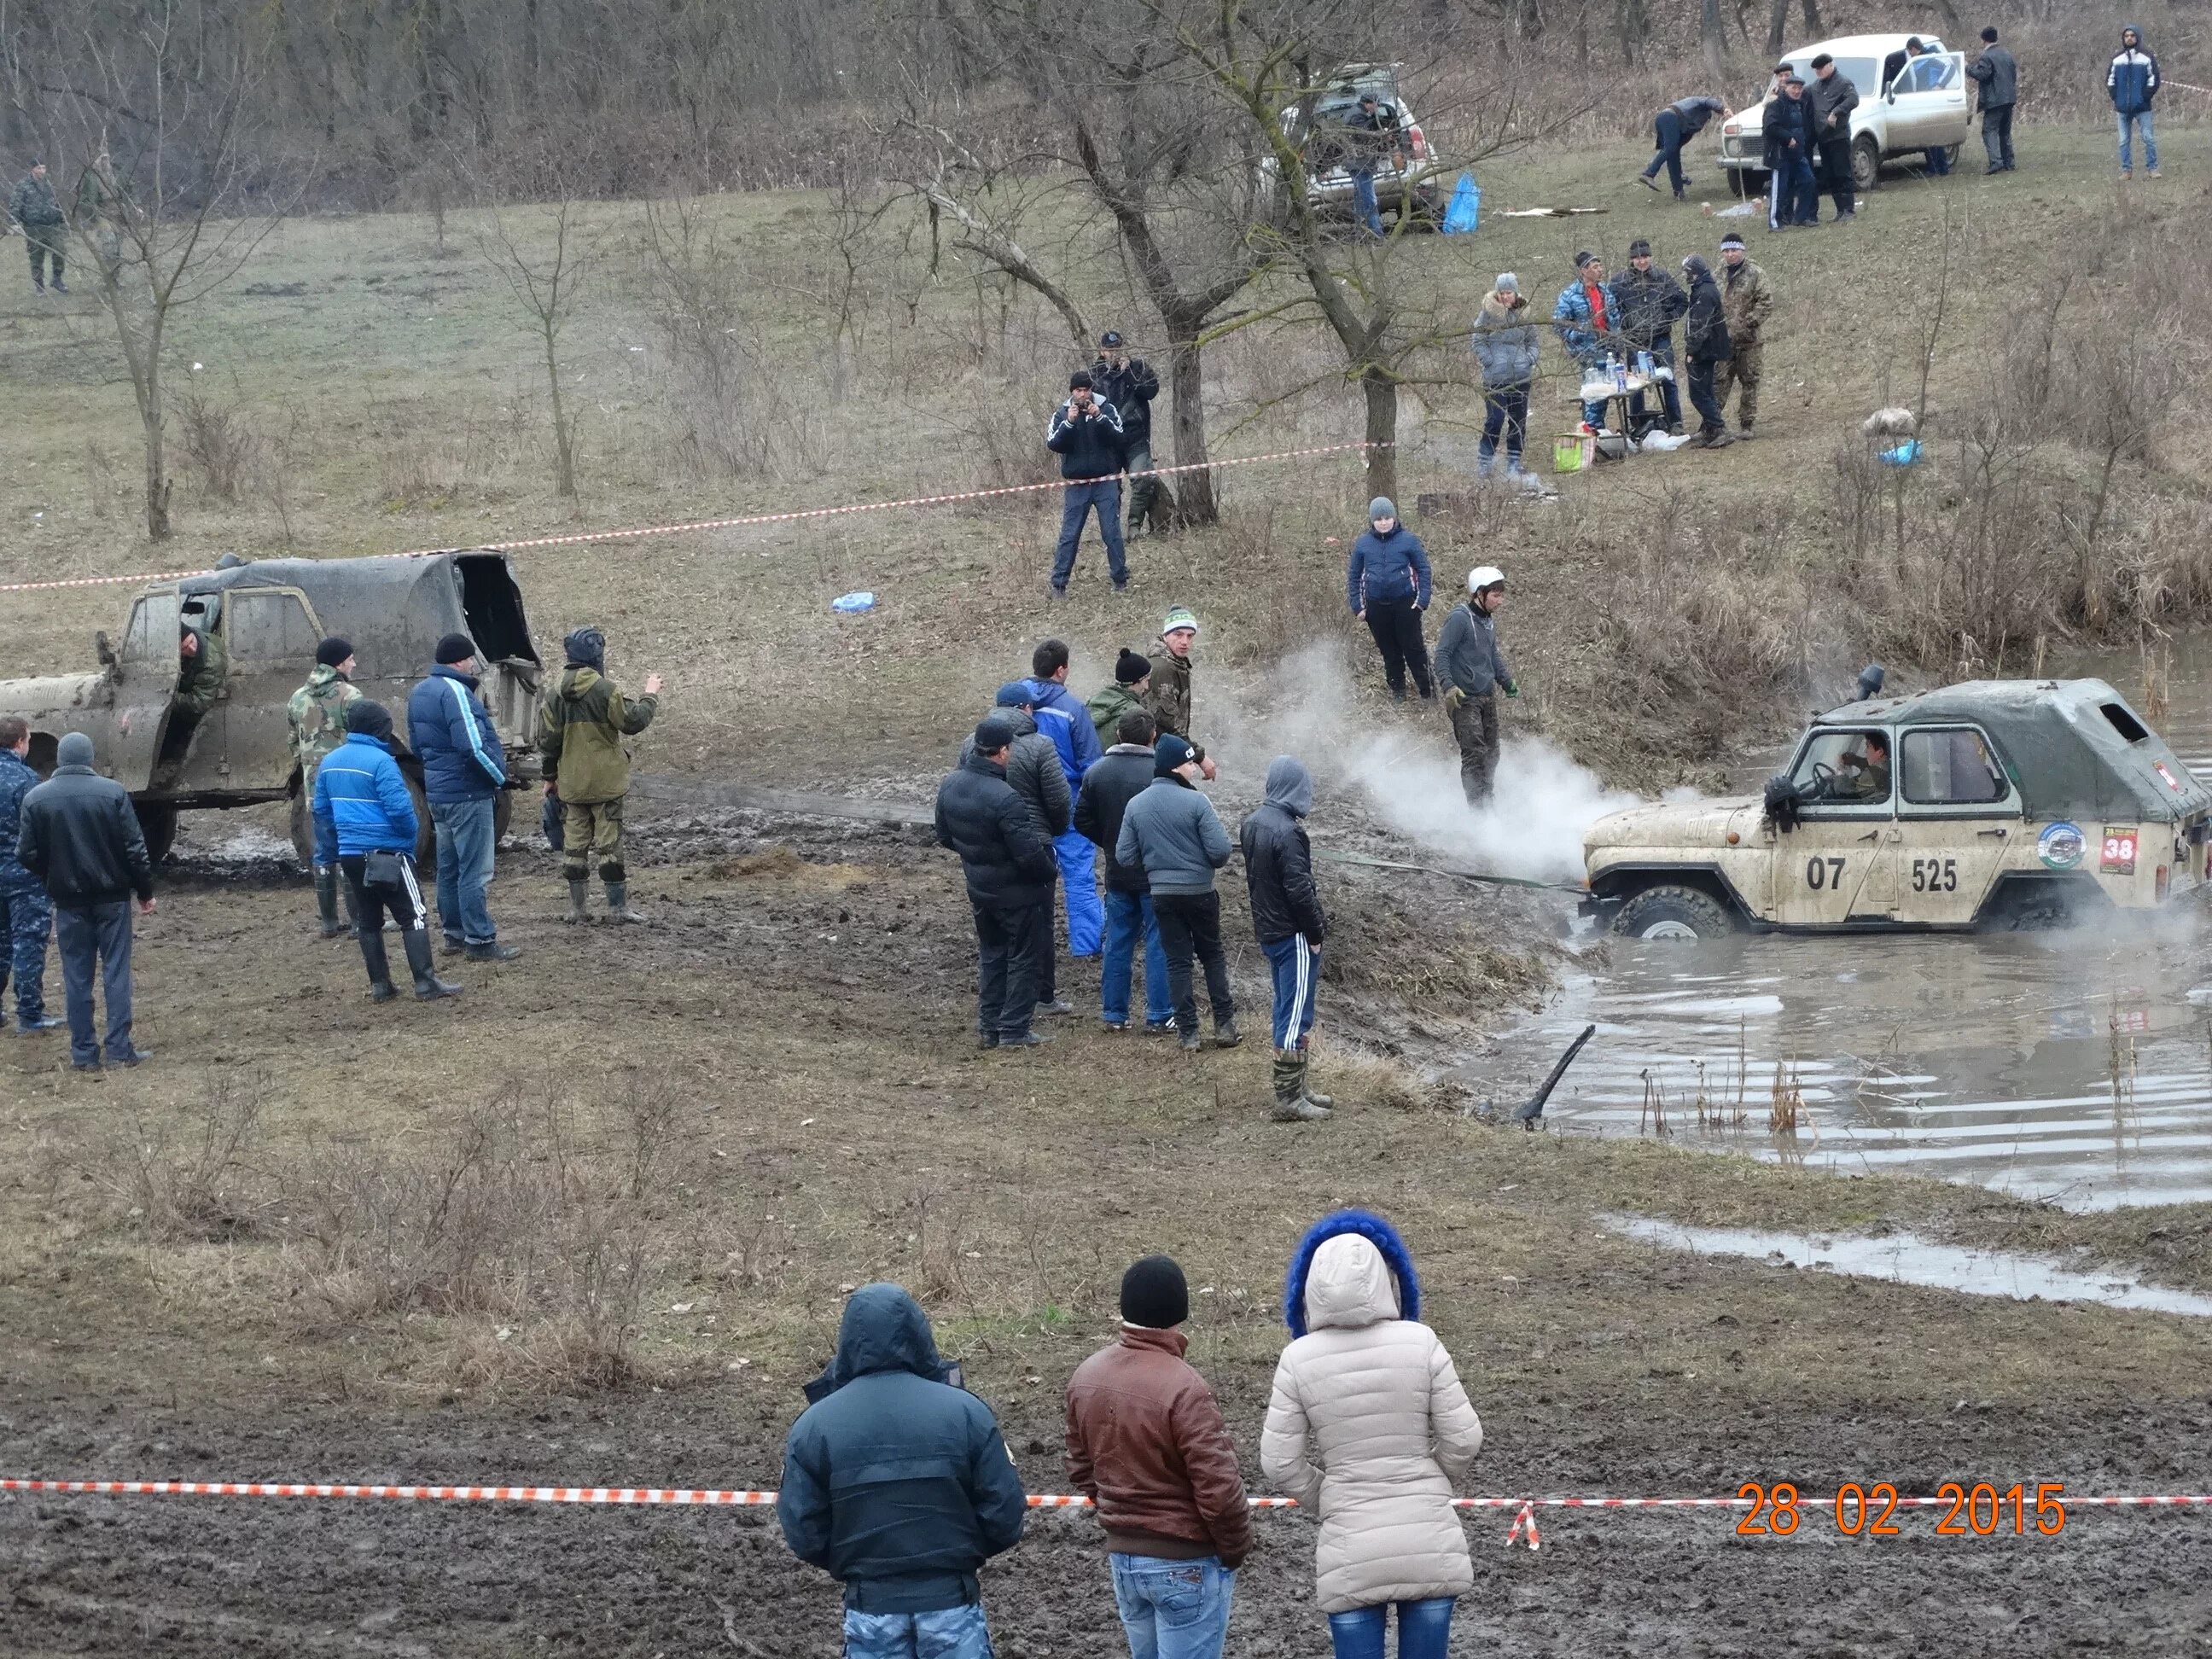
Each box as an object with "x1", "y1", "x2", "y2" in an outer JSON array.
[
  {"x1": 406, "y1": 632, "x2": 515, "y2": 963},
  {"x1": 780, "y1": 1284, "x2": 1027, "y2": 1658},
  {"x1": 0, "y1": 719, "x2": 62, "y2": 1034},
  {"x1": 1763, "y1": 75, "x2": 1819, "y2": 230},
  {"x1": 1024, "y1": 639, "x2": 1105, "y2": 959},
  {"x1": 2110, "y1": 25, "x2": 2161, "y2": 178},
  {"x1": 1345, "y1": 496, "x2": 1434, "y2": 702},
  {"x1": 313, "y1": 701, "x2": 460, "y2": 1003},
  {"x1": 1046, "y1": 371, "x2": 1128, "y2": 596}
]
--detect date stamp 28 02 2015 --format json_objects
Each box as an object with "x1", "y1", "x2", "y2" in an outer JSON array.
[{"x1": 1737, "y1": 1482, "x2": 2070, "y2": 1537}]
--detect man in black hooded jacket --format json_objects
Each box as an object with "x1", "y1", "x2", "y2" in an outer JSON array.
[
  {"x1": 936, "y1": 718, "x2": 1058, "y2": 1048},
  {"x1": 1241, "y1": 756, "x2": 1331, "y2": 1123}
]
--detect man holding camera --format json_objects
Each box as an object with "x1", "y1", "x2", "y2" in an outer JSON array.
[{"x1": 1046, "y1": 371, "x2": 1129, "y2": 597}]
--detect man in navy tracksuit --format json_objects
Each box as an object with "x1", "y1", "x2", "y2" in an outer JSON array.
[
  {"x1": 406, "y1": 632, "x2": 515, "y2": 962},
  {"x1": 1764, "y1": 76, "x2": 1819, "y2": 230},
  {"x1": 1024, "y1": 639, "x2": 1105, "y2": 959},
  {"x1": 1344, "y1": 496, "x2": 1435, "y2": 702},
  {"x1": 1046, "y1": 371, "x2": 1128, "y2": 596},
  {"x1": 313, "y1": 701, "x2": 461, "y2": 1003}
]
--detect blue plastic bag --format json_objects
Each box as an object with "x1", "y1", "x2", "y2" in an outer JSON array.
[
  {"x1": 1878, "y1": 440, "x2": 1923, "y2": 467},
  {"x1": 831, "y1": 591, "x2": 876, "y2": 613},
  {"x1": 1442, "y1": 172, "x2": 1480, "y2": 235}
]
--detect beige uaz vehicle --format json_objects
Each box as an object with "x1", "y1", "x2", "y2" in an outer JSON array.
[{"x1": 1584, "y1": 679, "x2": 2212, "y2": 940}]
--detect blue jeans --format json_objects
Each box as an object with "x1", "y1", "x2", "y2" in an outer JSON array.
[
  {"x1": 1051, "y1": 480, "x2": 1128, "y2": 590},
  {"x1": 1326, "y1": 1597, "x2": 1455, "y2": 1659},
  {"x1": 1101, "y1": 888, "x2": 1171, "y2": 1027},
  {"x1": 842, "y1": 1603, "x2": 993, "y2": 1659},
  {"x1": 1643, "y1": 109, "x2": 1687, "y2": 193},
  {"x1": 1573, "y1": 358, "x2": 1606, "y2": 430},
  {"x1": 55, "y1": 900, "x2": 134, "y2": 1067},
  {"x1": 1350, "y1": 167, "x2": 1384, "y2": 236},
  {"x1": 1924, "y1": 142, "x2": 1952, "y2": 175},
  {"x1": 1056, "y1": 827, "x2": 1103, "y2": 956},
  {"x1": 1261, "y1": 934, "x2": 1319, "y2": 1051},
  {"x1": 1479, "y1": 382, "x2": 1529, "y2": 472},
  {"x1": 1769, "y1": 153, "x2": 1818, "y2": 225},
  {"x1": 0, "y1": 878, "x2": 53, "y2": 1022},
  {"x1": 2118, "y1": 110, "x2": 2157, "y2": 172},
  {"x1": 429, "y1": 797, "x2": 498, "y2": 944},
  {"x1": 1109, "y1": 1554, "x2": 1235, "y2": 1659}
]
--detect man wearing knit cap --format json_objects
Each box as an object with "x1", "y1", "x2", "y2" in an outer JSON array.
[
  {"x1": 1610, "y1": 237, "x2": 1687, "y2": 437},
  {"x1": 538, "y1": 626, "x2": 663, "y2": 924},
  {"x1": 288, "y1": 637, "x2": 364, "y2": 937},
  {"x1": 315, "y1": 701, "x2": 463, "y2": 1004},
  {"x1": 1067, "y1": 1254, "x2": 1251, "y2": 1657},
  {"x1": 1146, "y1": 608, "x2": 1214, "y2": 781},
  {"x1": 1345, "y1": 498, "x2": 1434, "y2": 702},
  {"x1": 1471, "y1": 272, "x2": 1540, "y2": 480},
  {"x1": 1715, "y1": 231, "x2": 1771, "y2": 439},
  {"x1": 408, "y1": 632, "x2": 515, "y2": 962},
  {"x1": 936, "y1": 715, "x2": 1059, "y2": 1047},
  {"x1": 1116, "y1": 735, "x2": 1237, "y2": 1052},
  {"x1": 1553, "y1": 252, "x2": 1615, "y2": 430},
  {"x1": 1087, "y1": 649, "x2": 1154, "y2": 750},
  {"x1": 959, "y1": 682, "x2": 1072, "y2": 1016}
]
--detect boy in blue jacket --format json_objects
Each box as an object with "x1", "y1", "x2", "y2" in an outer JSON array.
[
  {"x1": 1345, "y1": 497, "x2": 1435, "y2": 702},
  {"x1": 312, "y1": 701, "x2": 460, "y2": 1003},
  {"x1": 1024, "y1": 639, "x2": 1105, "y2": 963}
]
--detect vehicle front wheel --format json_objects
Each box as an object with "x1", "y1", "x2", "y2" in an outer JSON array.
[
  {"x1": 1613, "y1": 884, "x2": 1737, "y2": 941},
  {"x1": 1727, "y1": 166, "x2": 1760, "y2": 200},
  {"x1": 134, "y1": 801, "x2": 178, "y2": 865},
  {"x1": 1851, "y1": 135, "x2": 1881, "y2": 192}
]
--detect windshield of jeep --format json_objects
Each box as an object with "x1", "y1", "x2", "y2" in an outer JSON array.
[{"x1": 1792, "y1": 729, "x2": 1892, "y2": 804}]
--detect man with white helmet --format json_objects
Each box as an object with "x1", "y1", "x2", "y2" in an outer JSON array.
[{"x1": 1434, "y1": 567, "x2": 1518, "y2": 806}]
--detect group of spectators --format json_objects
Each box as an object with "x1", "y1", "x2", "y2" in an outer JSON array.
[
  {"x1": 779, "y1": 1210, "x2": 1482, "y2": 1659},
  {"x1": 934, "y1": 619, "x2": 1334, "y2": 1120}
]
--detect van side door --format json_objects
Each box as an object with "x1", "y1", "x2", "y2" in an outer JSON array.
[
  {"x1": 213, "y1": 586, "x2": 327, "y2": 795},
  {"x1": 1769, "y1": 728, "x2": 1896, "y2": 927}
]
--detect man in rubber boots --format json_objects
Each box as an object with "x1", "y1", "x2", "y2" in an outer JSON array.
[
  {"x1": 1242, "y1": 756, "x2": 1333, "y2": 1121},
  {"x1": 1435, "y1": 568, "x2": 1519, "y2": 806},
  {"x1": 312, "y1": 701, "x2": 460, "y2": 1004},
  {"x1": 538, "y1": 626, "x2": 662, "y2": 924},
  {"x1": 288, "y1": 637, "x2": 364, "y2": 939}
]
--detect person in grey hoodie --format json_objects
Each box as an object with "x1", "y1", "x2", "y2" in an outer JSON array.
[
  {"x1": 1470, "y1": 274, "x2": 1540, "y2": 480},
  {"x1": 1115, "y1": 735, "x2": 1238, "y2": 1053},
  {"x1": 961, "y1": 684, "x2": 1074, "y2": 1016},
  {"x1": 1241, "y1": 757, "x2": 1331, "y2": 1123},
  {"x1": 1434, "y1": 567, "x2": 1518, "y2": 807}
]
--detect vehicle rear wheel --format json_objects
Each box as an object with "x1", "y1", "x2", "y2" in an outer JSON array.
[
  {"x1": 135, "y1": 801, "x2": 178, "y2": 865},
  {"x1": 405, "y1": 771, "x2": 435, "y2": 866},
  {"x1": 1851, "y1": 136, "x2": 1881, "y2": 192},
  {"x1": 1613, "y1": 884, "x2": 1736, "y2": 941}
]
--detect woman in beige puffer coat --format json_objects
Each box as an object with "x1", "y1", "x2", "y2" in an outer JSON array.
[{"x1": 1261, "y1": 1208, "x2": 1483, "y2": 1659}]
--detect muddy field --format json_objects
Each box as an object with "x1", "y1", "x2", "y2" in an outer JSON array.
[{"x1": 5, "y1": 809, "x2": 2211, "y2": 1656}]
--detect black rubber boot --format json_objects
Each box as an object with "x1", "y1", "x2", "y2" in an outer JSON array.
[
  {"x1": 604, "y1": 880, "x2": 644, "y2": 923},
  {"x1": 1272, "y1": 1051, "x2": 1330, "y2": 1121},
  {"x1": 314, "y1": 868, "x2": 346, "y2": 938},
  {"x1": 563, "y1": 878, "x2": 589, "y2": 924},
  {"x1": 403, "y1": 929, "x2": 462, "y2": 1000},
  {"x1": 359, "y1": 930, "x2": 397, "y2": 1003}
]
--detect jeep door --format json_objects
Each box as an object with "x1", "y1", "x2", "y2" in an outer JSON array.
[
  {"x1": 218, "y1": 586, "x2": 328, "y2": 795},
  {"x1": 1888, "y1": 52, "x2": 1969, "y2": 151},
  {"x1": 1889, "y1": 725, "x2": 2022, "y2": 924},
  {"x1": 1771, "y1": 728, "x2": 1896, "y2": 926}
]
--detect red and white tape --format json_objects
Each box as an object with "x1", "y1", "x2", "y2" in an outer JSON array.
[{"x1": 0, "y1": 439, "x2": 1390, "y2": 597}]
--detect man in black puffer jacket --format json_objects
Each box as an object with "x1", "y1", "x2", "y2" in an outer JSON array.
[
  {"x1": 1074, "y1": 708, "x2": 1172, "y2": 1035},
  {"x1": 1240, "y1": 756, "x2": 1330, "y2": 1123},
  {"x1": 1046, "y1": 371, "x2": 1129, "y2": 596},
  {"x1": 936, "y1": 718, "x2": 1059, "y2": 1049}
]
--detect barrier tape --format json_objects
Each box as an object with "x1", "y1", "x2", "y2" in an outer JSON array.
[
  {"x1": 9, "y1": 1479, "x2": 2210, "y2": 1513},
  {"x1": 0, "y1": 439, "x2": 1391, "y2": 597}
]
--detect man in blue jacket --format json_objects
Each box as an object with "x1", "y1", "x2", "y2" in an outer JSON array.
[
  {"x1": 313, "y1": 701, "x2": 460, "y2": 1003},
  {"x1": 1024, "y1": 639, "x2": 1104, "y2": 962},
  {"x1": 2110, "y1": 24, "x2": 2161, "y2": 179},
  {"x1": 0, "y1": 718, "x2": 63, "y2": 1034},
  {"x1": 780, "y1": 1283, "x2": 1027, "y2": 1656},
  {"x1": 1345, "y1": 497, "x2": 1435, "y2": 702},
  {"x1": 406, "y1": 633, "x2": 515, "y2": 963},
  {"x1": 1045, "y1": 371, "x2": 1128, "y2": 597}
]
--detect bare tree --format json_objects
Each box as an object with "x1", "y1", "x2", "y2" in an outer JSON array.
[
  {"x1": 1700, "y1": 0, "x2": 1732, "y2": 88},
  {"x1": 477, "y1": 196, "x2": 597, "y2": 498}
]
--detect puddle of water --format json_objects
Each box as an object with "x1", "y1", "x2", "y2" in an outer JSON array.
[{"x1": 1606, "y1": 1214, "x2": 2212, "y2": 1318}]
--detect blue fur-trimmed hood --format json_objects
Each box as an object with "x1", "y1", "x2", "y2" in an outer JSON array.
[{"x1": 1283, "y1": 1208, "x2": 1420, "y2": 1337}]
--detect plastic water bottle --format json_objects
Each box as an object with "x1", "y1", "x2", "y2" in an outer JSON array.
[
  {"x1": 1636, "y1": 349, "x2": 1654, "y2": 380},
  {"x1": 1613, "y1": 358, "x2": 1629, "y2": 393}
]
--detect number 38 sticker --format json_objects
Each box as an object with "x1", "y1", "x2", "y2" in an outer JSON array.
[{"x1": 2101, "y1": 827, "x2": 2139, "y2": 876}]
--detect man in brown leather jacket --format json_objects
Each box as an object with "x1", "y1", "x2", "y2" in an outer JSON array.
[{"x1": 1065, "y1": 1255, "x2": 1251, "y2": 1657}]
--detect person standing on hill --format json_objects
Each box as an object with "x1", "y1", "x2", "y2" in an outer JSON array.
[
  {"x1": 1763, "y1": 75, "x2": 1819, "y2": 230},
  {"x1": 1093, "y1": 331, "x2": 1167, "y2": 539},
  {"x1": 314, "y1": 701, "x2": 462, "y2": 1005},
  {"x1": 779, "y1": 1284, "x2": 1028, "y2": 1656},
  {"x1": 1242, "y1": 756, "x2": 1332, "y2": 1123},
  {"x1": 1470, "y1": 273, "x2": 1539, "y2": 480},
  {"x1": 1553, "y1": 252, "x2": 1615, "y2": 430},
  {"x1": 1087, "y1": 649, "x2": 1153, "y2": 750},
  {"x1": 1115, "y1": 736, "x2": 1237, "y2": 1054},
  {"x1": 17, "y1": 732, "x2": 156, "y2": 1068},
  {"x1": 1023, "y1": 639, "x2": 1104, "y2": 962},
  {"x1": 939, "y1": 716, "x2": 1061, "y2": 1050},
  {"x1": 1345, "y1": 498, "x2": 1434, "y2": 704},
  {"x1": 408, "y1": 632, "x2": 515, "y2": 963},
  {"x1": 962, "y1": 684, "x2": 1073, "y2": 1018},
  {"x1": 0, "y1": 719, "x2": 61, "y2": 1035},
  {"x1": 538, "y1": 626, "x2": 662, "y2": 925},
  {"x1": 1066, "y1": 1254, "x2": 1253, "y2": 1659},
  {"x1": 1715, "y1": 232, "x2": 1770, "y2": 440},
  {"x1": 1434, "y1": 568, "x2": 1518, "y2": 807},
  {"x1": 1806, "y1": 54, "x2": 1860, "y2": 221},
  {"x1": 1610, "y1": 239, "x2": 1687, "y2": 437},
  {"x1": 1639, "y1": 95, "x2": 1729, "y2": 200},
  {"x1": 1680, "y1": 254, "x2": 1736, "y2": 449},
  {"x1": 8, "y1": 161, "x2": 67, "y2": 294},
  {"x1": 2109, "y1": 24, "x2": 2159, "y2": 179},
  {"x1": 1076, "y1": 709, "x2": 1173, "y2": 1036},
  {"x1": 1047, "y1": 371, "x2": 1130, "y2": 597},
  {"x1": 1342, "y1": 90, "x2": 1408, "y2": 239},
  {"x1": 1147, "y1": 608, "x2": 1214, "y2": 781},
  {"x1": 288, "y1": 637, "x2": 364, "y2": 939},
  {"x1": 1968, "y1": 29, "x2": 2017, "y2": 174}
]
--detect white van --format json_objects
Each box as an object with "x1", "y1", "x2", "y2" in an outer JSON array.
[{"x1": 1715, "y1": 33, "x2": 1972, "y2": 196}]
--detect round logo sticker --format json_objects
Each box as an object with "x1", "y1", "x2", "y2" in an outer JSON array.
[{"x1": 2038, "y1": 822, "x2": 2086, "y2": 871}]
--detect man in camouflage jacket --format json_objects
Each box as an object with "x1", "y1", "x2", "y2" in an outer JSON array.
[
  {"x1": 288, "y1": 637, "x2": 364, "y2": 937},
  {"x1": 538, "y1": 626, "x2": 663, "y2": 924},
  {"x1": 9, "y1": 162, "x2": 67, "y2": 293}
]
